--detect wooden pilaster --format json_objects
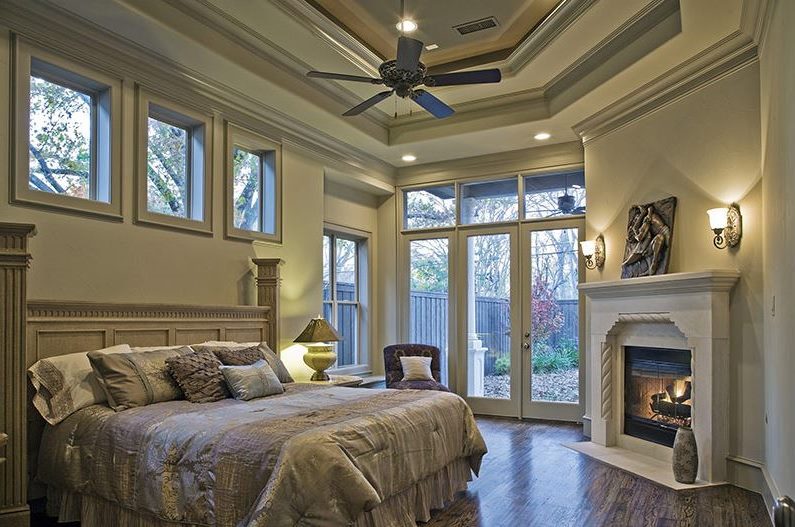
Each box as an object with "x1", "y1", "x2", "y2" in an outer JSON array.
[
  {"x1": 0, "y1": 223, "x2": 35, "y2": 527},
  {"x1": 251, "y1": 258, "x2": 282, "y2": 352}
]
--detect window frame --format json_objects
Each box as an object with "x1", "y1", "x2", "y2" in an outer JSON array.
[
  {"x1": 322, "y1": 225, "x2": 371, "y2": 375},
  {"x1": 134, "y1": 89, "x2": 213, "y2": 235},
  {"x1": 12, "y1": 37, "x2": 122, "y2": 219},
  {"x1": 225, "y1": 124, "x2": 282, "y2": 244}
]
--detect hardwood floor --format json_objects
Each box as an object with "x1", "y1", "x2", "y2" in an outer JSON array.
[
  {"x1": 426, "y1": 417, "x2": 770, "y2": 527},
  {"x1": 31, "y1": 417, "x2": 769, "y2": 527}
]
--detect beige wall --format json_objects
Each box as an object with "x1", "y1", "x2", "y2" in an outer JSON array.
[
  {"x1": 0, "y1": 21, "x2": 396, "y2": 382},
  {"x1": 584, "y1": 63, "x2": 765, "y2": 468},
  {"x1": 760, "y1": 0, "x2": 795, "y2": 499}
]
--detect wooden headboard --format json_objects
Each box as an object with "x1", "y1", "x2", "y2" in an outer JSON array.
[{"x1": 26, "y1": 300, "x2": 271, "y2": 366}]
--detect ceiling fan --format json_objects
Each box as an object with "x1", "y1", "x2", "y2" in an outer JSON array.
[
  {"x1": 554, "y1": 175, "x2": 585, "y2": 215},
  {"x1": 306, "y1": 36, "x2": 502, "y2": 118}
]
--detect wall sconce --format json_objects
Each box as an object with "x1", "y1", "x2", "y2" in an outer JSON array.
[
  {"x1": 581, "y1": 234, "x2": 605, "y2": 270},
  {"x1": 707, "y1": 204, "x2": 742, "y2": 249}
]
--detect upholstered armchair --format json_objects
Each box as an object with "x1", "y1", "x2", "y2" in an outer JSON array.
[{"x1": 383, "y1": 344, "x2": 450, "y2": 391}]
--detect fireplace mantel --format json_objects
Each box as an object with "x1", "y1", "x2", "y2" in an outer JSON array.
[
  {"x1": 577, "y1": 269, "x2": 740, "y2": 486},
  {"x1": 579, "y1": 269, "x2": 741, "y2": 298}
]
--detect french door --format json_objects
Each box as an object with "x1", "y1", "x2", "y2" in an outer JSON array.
[{"x1": 458, "y1": 220, "x2": 583, "y2": 420}]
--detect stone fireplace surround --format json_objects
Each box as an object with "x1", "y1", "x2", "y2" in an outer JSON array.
[{"x1": 577, "y1": 270, "x2": 740, "y2": 486}]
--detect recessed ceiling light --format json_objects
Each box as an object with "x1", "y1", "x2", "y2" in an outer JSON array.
[
  {"x1": 425, "y1": 43, "x2": 439, "y2": 51},
  {"x1": 396, "y1": 19, "x2": 418, "y2": 32},
  {"x1": 402, "y1": 154, "x2": 417, "y2": 162},
  {"x1": 534, "y1": 132, "x2": 551, "y2": 141}
]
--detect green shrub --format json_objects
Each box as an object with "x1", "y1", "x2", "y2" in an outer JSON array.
[
  {"x1": 493, "y1": 355, "x2": 511, "y2": 375},
  {"x1": 532, "y1": 343, "x2": 579, "y2": 374}
]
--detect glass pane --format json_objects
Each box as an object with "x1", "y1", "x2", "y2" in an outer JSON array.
[
  {"x1": 335, "y1": 238, "x2": 356, "y2": 301},
  {"x1": 336, "y1": 303, "x2": 357, "y2": 367},
  {"x1": 147, "y1": 116, "x2": 188, "y2": 217},
  {"x1": 530, "y1": 228, "x2": 579, "y2": 403},
  {"x1": 322, "y1": 302, "x2": 332, "y2": 325},
  {"x1": 461, "y1": 179, "x2": 518, "y2": 225},
  {"x1": 467, "y1": 234, "x2": 511, "y2": 399},
  {"x1": 232, "y1": 147, "x2": 261, "y2": 231},
  {"x1": 404, "y1": 185, "x2": 455, "y2": 229},
  {"x1": 409, "y1": 238, "x2": 449, "y2": 384},
  {"x1": 524, "y1": 170, "x2": 585, "y2": 219},
  {"x1": 28, "y1": 76, "x2": 93, "y2": 199},
  {"x1": 322, "y1": 235, "x2": 331, "y2": 302}
]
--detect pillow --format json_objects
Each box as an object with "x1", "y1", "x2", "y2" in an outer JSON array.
[
  {"x1": 88, "y1": 346, "x2": 192, "y2": 411},
  {"x1": 166, "y1": 350, "x2": 230, "y2": 403},
  {"x1": 400, "y1": 356, "x2": 434, "y2": 381},
  {"x1": 28, "y1": 344, "x2": 132, "y2": 424},
  {"x1": 220, "y1": 359, "x2": 284, "y2": 401},
  {"x1": 206, "y1": 345, "x2": 265, "y2": 366},
  {"x1": 194, "y1": 342, "x2": 294, "y2": 384}
]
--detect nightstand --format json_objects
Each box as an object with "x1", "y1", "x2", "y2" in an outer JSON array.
[{"x1": 303, "y1": 375, "x2": 363, "y2": 387}]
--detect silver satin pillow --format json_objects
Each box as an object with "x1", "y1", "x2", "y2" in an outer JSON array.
[
  {"x1": 399, "y1": 356, "x2": 434, "y2": 381},
  {"x1": 220, "y1": 359, "x2": 284, "y2": 401}
]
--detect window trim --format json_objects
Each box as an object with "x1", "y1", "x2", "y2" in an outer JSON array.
[
  {"x1": 134, "y1": 88, "x2": 213, "y2": 235},
  {"x1": 323, "y1": 225, "x2": 371, "y2": 375},
  {"x1": 12, "y1": 37, "x2": 122, "y2": 220},
  {"x1": 225, "y1": 123, "x2": 282, "y2": 244}
]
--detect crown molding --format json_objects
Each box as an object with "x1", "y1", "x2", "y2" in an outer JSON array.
[
  {"x1": 573, "y1": 30, "x2": 759, "y2": 144},
  {"x1": 396, "y1": 141, "x2": 584, "y2": 186},
  {"x1": 0, "y1": 0, "x2": 396, "y2": 181}
]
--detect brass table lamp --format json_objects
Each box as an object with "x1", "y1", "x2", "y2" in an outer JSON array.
[{"x1": 294, "y1": 317, "x2": 342, "y2": 381}]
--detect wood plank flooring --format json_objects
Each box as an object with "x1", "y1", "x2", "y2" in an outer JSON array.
[
  {"x1": 30, "y1": 417, "x2": 769, "y2": 527},
  {"x1": 425, "y1": 417, "x2": 770, "y2": 527}
]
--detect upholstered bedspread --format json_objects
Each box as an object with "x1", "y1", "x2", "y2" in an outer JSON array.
[{"x1": 38, "y1": 384, "x2": 486, "y2": 526}]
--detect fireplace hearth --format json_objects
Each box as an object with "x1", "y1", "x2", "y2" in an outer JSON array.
[{"x1": 624, "y1": 346, "x2": 692, "y2": 447}]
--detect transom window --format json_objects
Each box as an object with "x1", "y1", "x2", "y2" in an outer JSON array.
[
  {"x1": 402, "y1": 169, "x2": 585, "y2": 231},
  {"x1": 322, "y1": 232, "x2": 368, "y2": 370}
]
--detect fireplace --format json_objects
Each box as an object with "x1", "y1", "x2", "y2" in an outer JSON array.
[{"x1": 624, "y1": 346, "x2": 692, "y2": 447}]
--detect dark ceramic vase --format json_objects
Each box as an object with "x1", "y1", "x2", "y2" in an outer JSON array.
[{"x1": 672, "y1": 426, "x2": 698, "y2": 484}]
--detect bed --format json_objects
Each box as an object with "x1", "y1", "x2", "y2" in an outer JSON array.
[{"x1": 25, "y1": 273, "x2": 486, "y2": 526}]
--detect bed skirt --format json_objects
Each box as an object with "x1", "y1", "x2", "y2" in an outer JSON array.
[{"x1": 45, "y1": 456, "x2": 472, "y2": 526}]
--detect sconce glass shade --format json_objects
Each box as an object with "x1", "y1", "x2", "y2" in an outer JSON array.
[
  {"x1": 580, "y1": 240, "x2": 596, "y2": 257},
  {"x1": 707, "y1": 208, "x2": 729, "y2": 230}
]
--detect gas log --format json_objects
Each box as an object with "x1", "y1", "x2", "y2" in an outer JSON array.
[{"x1": 650, "y1": 392, "x2": 692, "y2": 419}]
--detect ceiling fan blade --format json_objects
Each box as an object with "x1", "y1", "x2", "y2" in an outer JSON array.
[
  {"x1": 425, "y1": 69, "x2": 502, "y2": 87},
  {"x1": 411, "y1": 89, "x2": 454, "y2": 119},
  {"x1": 307, "y1": 71, "x2": 383, "y2": 84},
  {"x1": 342, "y1": 90, "x2": 394, "y2": 116},
  {"x1": 396, "y1": 36, "x2": 424, "y2": 71}
]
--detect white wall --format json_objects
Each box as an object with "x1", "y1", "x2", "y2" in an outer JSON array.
[
  {"x1": 760, "y1": 0, "x2": 795, "y2": 500},
  {"x1": 584, "y1": 63, "x2": 765, "y2": 474}
]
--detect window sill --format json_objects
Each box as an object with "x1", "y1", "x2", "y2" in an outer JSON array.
[
  {"x1": 134, "y1": 212, "x2": 213, "y2": 236},
  {"x1": 226, "y1": 226, "x2": 281, "y2": 245},
  {"x1": 11, "y1": 193, "x2": 123, "y2": 222}
]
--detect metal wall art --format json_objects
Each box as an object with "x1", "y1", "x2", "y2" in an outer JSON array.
[{"x1": 621, "y1": 196, "x2": 677, "y2": 279}]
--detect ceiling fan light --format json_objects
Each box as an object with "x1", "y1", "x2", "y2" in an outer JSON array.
[
  {"x1": 401, "y1": 154, "x2": 417, "y2": 162},
  {"x1": 425, "y1": 43, "x2": 439, "y2": 50},
  {"x1": 396, "y1": 19, "x2": 418, "y2": 32},
  {"x1": 534, "y1": 132, "x2": 551, "y2": 141}
]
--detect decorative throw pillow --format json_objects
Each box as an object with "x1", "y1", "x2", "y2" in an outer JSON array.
[
  {"x1": 220, "y1": 359, "x2": 284, "y2": 401},
  {"x1": 194, "y1": 342, "x2": 294, "y2": 384},
  {"x1": 88, "y1": 346, "x2": 192, "y2": 411},
  {"x1": 202, "y1": 345, "x2": 265, "y2": 366},
  {"x1": 28, "y1": 344, "x2": 132, "y2": 424},
  {"x1": 166, "y1": 350, "x2": 230, "y2": 403},
  {"x1": 400, "y1": 356, "x2": 434, "y2": 381}
]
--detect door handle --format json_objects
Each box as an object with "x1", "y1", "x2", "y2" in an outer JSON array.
[
  {"x1": 522, "y1": 342, "x2": 530, "y2": 350},
  {"x1": 524, "y1": 332, "x2": 530, "y2": 338}
]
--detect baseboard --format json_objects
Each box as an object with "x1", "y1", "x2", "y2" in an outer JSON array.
[
  {"x1": 726, "y1": 455, "x2": 778, "y2": 524},
  {"x1": 0, "y1": 505, "x2": 31, "y2": 527},
  {"x1": 582, "y1": 414, "x2": 592, "y2": 438}
]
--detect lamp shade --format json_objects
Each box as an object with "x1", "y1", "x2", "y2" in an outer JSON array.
[
  {"x1": 707, "y1": 208, "x2": 728, "y2": 230},
  {"x1": 294, "y1": 317, "x2": 342, "y2": 343},
  {"x1": 580, "y1": 240, "x2": 596, "y2": 257}
]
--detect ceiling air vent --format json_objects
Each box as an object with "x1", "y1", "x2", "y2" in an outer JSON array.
[{"x1": 453, "y1": 16, "x2": 499, "y2": 36}]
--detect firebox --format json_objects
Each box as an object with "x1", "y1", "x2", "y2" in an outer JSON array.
[{"x1": 624, "y1": 346, "x2": 692, "y2": 447}]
